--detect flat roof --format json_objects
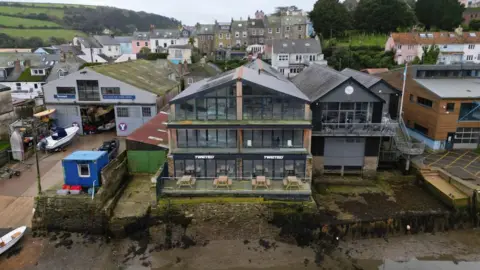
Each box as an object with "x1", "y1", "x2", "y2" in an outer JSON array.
[
  {"x1": 64, "y1": 151, "x2": 107, "y2": 161},
  {"x1": 414, "y1": 79, "x2": 480, "y2": 98}
]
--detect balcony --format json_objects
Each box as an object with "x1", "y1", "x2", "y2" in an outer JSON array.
[
  {"x1": 312, "y1": 122, "x2": 398, "y2": 137},
  {"x1": 168, "y1": 115, "x2": 312, "y2": 128},
  {"x1": 158, "y1": 177, "x2": 311, "y2": 199}
]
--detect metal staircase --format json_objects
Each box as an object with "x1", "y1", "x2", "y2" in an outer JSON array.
[{"x1": 394, "y1": 118, "x2": 425, "y2": 156}]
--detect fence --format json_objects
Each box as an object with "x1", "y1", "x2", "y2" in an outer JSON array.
[
  {"x1": 127, "y1": 150, "x2": 166, "y2": 174},
  {"x1": 0, "y1": 148, "x2": 9, "y2": 167}
]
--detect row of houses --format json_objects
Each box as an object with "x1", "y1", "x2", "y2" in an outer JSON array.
[{"x1": 385, "y1": 28, "x2": 480, "y2": 65}]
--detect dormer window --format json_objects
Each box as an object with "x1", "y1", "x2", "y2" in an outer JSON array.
[
  {"x1": 420, "y1": 33, "x2": 426, "y2": 38},
  {"x1": 470, "y1": 33, "x2": 477, "y2": 37},
  {"x1": 427, "y1": 33, "x2": 434, "y2": 38}
]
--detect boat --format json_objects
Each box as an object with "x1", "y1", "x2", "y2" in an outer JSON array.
[
  {"x1": 96, "y1": 139, "x2": 119, "y2": 160},
  {"x1": 38, "y1": 126, "x2": 79, "y2": 152},
  {"x1": 97, "y1": 121, "x2": 115, "y2": 132},
  {"x1": 0, "y1": 226, "x2": 27, "y2": 255}
]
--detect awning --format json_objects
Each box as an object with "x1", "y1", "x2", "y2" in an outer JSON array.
[{"x1": 33, "y1": 109, "x2": 56, "y2": 118}]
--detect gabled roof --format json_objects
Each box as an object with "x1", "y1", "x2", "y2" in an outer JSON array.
[
  {"x1": 244, "y1": 58, "x2": 288, "y2": 81},
  {"x1": 150, "y1": 29, "x2": 181, "y2": 39},
  {"x1": 231, "y1": 20, "x2": 248, "y2": 31},
  {"x1": 266, "y1": 15, "x2": 281, "y2": 26},
  {"x1": 171, "y1": 64, "x2": 309, "y2": 103},
  {"x1": 292, "y1": 64, "x2": 349, "y2": 101},
  {"x1": 114, "y1": 36, "x2": 133, "y2": 43},
  {"x1": 127, "y1": 111, "x2": 169, "y2": 149},
  {"x1": 391, "y1": 32, "x2": 480, "y2": 45},
  {"x1": 89, "y1": 60, "x2": 179, "y2": 95},
  {"x1": 281, "y1": 15, "x2": 307, "y2": 26},
  {"x1": 197, "y1": 24, "x2": 215, "y2": 35},
  {"x1": 132, "y1": 32, "x2": 150, "y2": 41},
  {"x1": 93, "y1": 35, "x2": 120, "y2": 46},
  {"x1": 76, "y1": 37, "x2": 103, "y2": 48},
  {"x1": 273, "y1": 39, "x2": 322, "y2": 54},
  {"x1": 247, "y1": 18, "x2": 265, "y2": 28},
  {"x1": 341, "y1": 68, "x2": 381, "y2": 88}
]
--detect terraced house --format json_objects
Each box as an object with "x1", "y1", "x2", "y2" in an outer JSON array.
[
  {"x1": 231, "y1": 19, "x2": 249, "y2": 49},
  {"x1": 197, "y1": 24, "x2": 215, "y2": 55},
  {"x1": 247, "y1": 17, "x2": 266, "y2": 45},
  {"x1": 163, "y1": 60, "x2": 312, "y2": 199},
  {"x1": 215, "y1": 22, "x2": 232, "y2": 49}
]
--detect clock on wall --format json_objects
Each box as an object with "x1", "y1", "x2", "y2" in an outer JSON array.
[{"x1": 345, "y1": 86, "x2": 354, "y2": 95}]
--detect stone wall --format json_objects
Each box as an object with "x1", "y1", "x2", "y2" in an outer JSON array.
[
  {"x1": 363, "y1": 156, "x2": 378, "y2": 179},
  {"x1": 167, "y1": 155, "x2": 174, "y2": 177},
  {"x1": 312, "y1": 156, "x2": 324, "y2": 178},
  {"x1": 32, "y1": 194, "x2": 107, "y2": 234},
  {"x1": 98, "y1": 151, "x2": 128, "y2": 206}
]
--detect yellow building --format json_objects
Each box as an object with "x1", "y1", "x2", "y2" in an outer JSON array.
[{"x1": 214, "y1": 21, "x2": 232, "y2": 50}]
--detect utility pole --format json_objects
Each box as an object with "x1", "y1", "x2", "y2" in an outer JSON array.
[{"x1": 32, "y1": 119, "x2": 42, "y2": 194}]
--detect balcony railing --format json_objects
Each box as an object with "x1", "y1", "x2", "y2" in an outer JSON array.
[
  {"x1": 168, "y1": 112, "x2": 312, "y2": 123},
  {"x1": 158, "y1": 177, "x2": 311, "y2": 197},
  {"x1": 312, "y1": 122, "x2": 398, "y2": 137}
]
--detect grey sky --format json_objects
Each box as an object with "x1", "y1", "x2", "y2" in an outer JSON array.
[{"x1": 13, "y1": 0, "x2": 317, "y2": 25}]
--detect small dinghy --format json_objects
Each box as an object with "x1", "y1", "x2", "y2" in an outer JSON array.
[
  {"x1": 0, "y1": 226, "x2": 27, "y2": 255},
  {"x1": 38, "y1": 126, "x2": 79, "y2": 152},
  {"x1": 97, "y1": 121, "x2": 115, "y2": 132}
]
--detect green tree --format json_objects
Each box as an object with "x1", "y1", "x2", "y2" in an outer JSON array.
[
  {"x1": 420, "y1": 45, "x2": 440, "y2": 64},
  {"x1": 139, "y1": 47, "x2": 151, "y2": 54},
  {"x1": 343, "y1": 0, "x2": 358, "y2": 11},
  {"x1": 354, "y1": 0, "x2": 415, "y2": 34},
  {"x1": 188, "y1": 37, "x2": 195, "y2": 46},
  {"x1": 309, "y1": 0, "x2": 352, "y2": 39},
  {"x1": 470, "y1": 19, "x2": 480, "y2": 31},
  {"x1": 415, "y1": 0, "x2": 465, "y2": 30}
]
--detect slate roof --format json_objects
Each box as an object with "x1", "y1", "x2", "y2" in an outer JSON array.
[
  {"x1": 244, "y1": 58, "x2": 288, "y2": 82},
  {"x1": 133, "y1": 32, "x2": 150, "y2": 40},
  {"x1": 171, "y1": 64, "x2": 309, "y2": 103},
  {"x1": 150, "y1": 29, "x2": 181, "y2": 39},
  {"x1": 0, "y1": 53, "x2": 49, "y2": 82},
  {"x1": 93, "y1": 35, "x2": 120, "y2": 46},
  {"x1": 89, "y1": 60, "x2": 179, "y2": 95},
  {"x1": 231, "y1": 20, "x2": 248, "y2": 31},
  {"x1": 272, "y1": 39, "x2": 322, "y2": 54},
  {"x1": 76, "y1": 36, "x2": 103, "y2": 48},
  {"x1": 53, "y1": 44, "x2": 83, "y2": 56},
  {"x1": 46, "y1": 57, "x2": 83, "y2": 82},
  {"x1": 281, "y1": 15, "x2": 307, "y2": 26},
  {"x1": 247, "y1": 18, "x2": 265, "y2": 28},
  {"x1": 265, "y1": 15, "x2": 281, "y2": 27},
  {"x1": 291, "y1": 64, "x2": 349, "y2": 101},
  {"x1": 197, "y1": 25, "x2": 215, "y2": 35},
  {"x1": 127, "y1": 111, "x2": 169, "y2": 149},
  {"x1": 341, "y1": 68, "x2": 381, "y2": 88},
  {"x1": 114, "y1": 36, "x2": 133, "y2": 44}
]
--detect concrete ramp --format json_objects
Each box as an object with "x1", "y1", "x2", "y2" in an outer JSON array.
[{"x1": 421, "y1": 170, "x2": 469, "y2": 209}]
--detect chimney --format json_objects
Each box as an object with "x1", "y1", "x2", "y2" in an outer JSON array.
[
  {"x1": 179, "y1": 63, "x2": 184, "y2": 76},
  {"x1": 183, "y1": 60, "x2": 188, "y2": 73},
  {"x1": 14, "y1": 60, "x2": 21, "y2": 73}
]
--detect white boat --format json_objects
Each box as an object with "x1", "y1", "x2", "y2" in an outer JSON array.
[
  {"x1": 38, "y1": 126, "x2": 79, "y2": 152},
  {"x1": 0, "y1": 226, "x2": 27, "y2": 255},
  {"x1": 97, "y1": 121, "x2": 115, "y2": 132}
]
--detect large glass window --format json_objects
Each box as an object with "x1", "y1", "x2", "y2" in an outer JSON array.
[
  {"x1": 459, "y1": 103, "x2": 480, "y2": 121},
  {"x1": 243, "y1": 130, "x2": 304, "y2": 148},
  {"x1": 175, "y1": 86, "x2": 236, "y2": 120},
  {"x1": 320, "y1": 102, "x2": 372, "y2": 124},
  {"x1": 176, "y1": 129, "x2": 237, "y2": 148},
  {"x1": 242, "y1": 85, "x2": 305, "y2": 120},
  {"x1": 455, "y1": 127, "x2": 480, "y2": 144},
  {"x1": 174, "y1": 159, "x2": 236, "y2": 178},
  {"x1": 77, "y1": 80, "x2": 100, "y2": 101},
  {"x1": 242, "y1": 159, "x2": 305, "y2": 180}
]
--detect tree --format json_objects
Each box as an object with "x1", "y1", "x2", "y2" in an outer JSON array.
[
  {"x1": 420, "y1": 45, "x2": 440, "y2": 64},
  {"x1": 415, "y1": 0, "x2": 465, "y2": 30},
  {"x1": 272, "y1": 6, "x2": 301, "y2": 16},
  {"x1": 188, "y1": 37, "x2": 195, "y2": 46},
  {"x1": 343, "y1": 0, "x2": 358, "y2": 11},
  {"x1": 470, "y1": 19, "x2": 480, "y2": 31},
  {"x1": 139, "y1": 47, "x2": 151, "y2": 54},
  {"x1": 354, "y1": 0, "x2": 415, "y2": 34},
  {"x1": 309, "y1": 0, "x2": 352, "y2": 39}
]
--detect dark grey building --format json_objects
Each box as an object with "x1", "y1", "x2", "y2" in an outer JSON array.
[
  {"x1": 247, "y1": 18, "x2": 266, "y2": 45},
  {"x1": 231, "y1": 19, "x2": 249, "y2": 48}
]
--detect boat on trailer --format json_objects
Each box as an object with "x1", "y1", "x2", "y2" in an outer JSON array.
[
  {"x1": 0, "y1": 226, "x2": 27, "y2": 255},
  {"x1": 38, "y1": 126, "x2": 79, "y2": 152}
]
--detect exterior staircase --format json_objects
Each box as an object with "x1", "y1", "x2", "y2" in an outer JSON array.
[{"x1": 393, "y1": 118, "x2": 425, "y2": 156}]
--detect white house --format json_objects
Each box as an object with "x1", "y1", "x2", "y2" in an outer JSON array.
[
  {"x1": 150, "y1": 29, "x2": 191, "y2": 53},
  {"x1": 271, "y1": 39, "x2": 327, "y2": 78},
  {"x1": 167, "y1": 45, "x2": 193, "y2": 64},
  {"x1": 73, "y1": 36, "x2": 103, "y2": 60},
  {"x1": 93, "y1": 35, "x2": 122, "y2": 58}
]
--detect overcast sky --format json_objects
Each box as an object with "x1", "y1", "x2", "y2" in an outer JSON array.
[{"x1": 12, "y1": 0, "x2": 318, "y2": 25}]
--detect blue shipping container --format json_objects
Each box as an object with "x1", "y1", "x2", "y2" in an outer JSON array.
[{"x1": 62, "y1": 151, "x2": 109, "y2": 187}]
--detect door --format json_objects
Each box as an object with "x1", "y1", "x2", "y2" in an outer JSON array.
[
  {"x1": 324, "y1": 138, "x2": 365, "y2": 168},
  {"x1": 445, "y1": 132, "x2": 455, "y2": 150},
  {"x1": 49, "y1": 105, "x2": 83, "y2": 134}
]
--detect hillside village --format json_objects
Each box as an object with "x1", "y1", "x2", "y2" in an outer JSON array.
[{"x1": 2, "y1": 1, "x2": 480, "y2": 270}]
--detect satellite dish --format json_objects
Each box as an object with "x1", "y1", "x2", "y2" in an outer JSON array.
[{"x1": 345, "y1": 86, "x2": 354, "y2": 95}]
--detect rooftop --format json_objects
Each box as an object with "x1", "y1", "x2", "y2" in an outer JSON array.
[
  {"x1": 391, "y1": 31, "x2": 480, "y2": 45},
  {"x1": 127, "y1": 111, "x2": 169, "y2": 149},
  {"x1": 415, "y1": 78, "x2": 480, "y2": 98},
  {"x1": 75, "y1": 36, "x2": 103, "y2": 48},
  {"x1": 150, "y1": 29, "x2": 181, "y2": 39},
  {"x1": 89, "y1": 60, "x2": 179, "y2": 95},
  {"x1": 169, "y1": 44, "x2": 193, "y2": 49},
  {"x1": 0, "y1": 83, "x2": 10, "y2": 91},
  {"x1": 17, "y1": 68, "x2": 48, "y2": 82},
  {"x1": 341, "y1": 68, "x2": 381, "y2": 88},
  {"x1": 272, "y1": 39, "x2": 322, "y2": 54},
  {"x1": 93, "y1": 35, "x2": 120, "y2": 46},
  {"x1": 197, "y1": 24, "x2": 215, "y2": 35},
  {"x1": 64, "y1": 150, "x2": 107, "y2": 161},
  {"x1": 292, "y1": 64, "x2": 349, "y2": 101},
  {"x1": 133, "y1": 31, "x2": 150, "y2": 40}
]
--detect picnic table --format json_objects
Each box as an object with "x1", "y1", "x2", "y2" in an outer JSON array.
[
  {"x1": 213, "y1": 175, "x2": 232, "y2": 189},
  {"x1": 176, "y1": 175, "x2": 195, "y2": 188},
  {"x1": 252, "y1": 176, "x2": 271, "y2": 190},
  {"x1": 283, "y1": 176, "x2": 302, "y2": 190}
]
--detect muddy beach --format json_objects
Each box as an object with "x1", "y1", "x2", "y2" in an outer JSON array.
[{"x1": 1, "y1": 228, "x2": 480, "y2": 270}]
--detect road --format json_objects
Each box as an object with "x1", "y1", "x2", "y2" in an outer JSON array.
[{"x1": 0, "y1": 132, "x2": 123, "y2": 229}]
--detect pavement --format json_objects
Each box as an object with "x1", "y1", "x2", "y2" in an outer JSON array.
[
  {"x1": 422, "y1": 150, "x2": 480, "y2": 185},
  {"x1": 0, "y1": 132, "x2": 124, "y2": 229}
]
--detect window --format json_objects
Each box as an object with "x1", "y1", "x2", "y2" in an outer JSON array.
[
  {"x1": 298, "y1": 34, "x2": 302, "y2": 39},
  {"x1": 467, "y1": 55, "x2": 474, "y2": 61},
  {"x1": 219, "y1": 33, "x2": 223, "y2": 39},
  {"x1": 278, "y1": 54, "x2": 289, "y2": 61},
  {"x1": 446, "y1": 103, "x2": 455, "y2": 112},
  {"x1": 78, "y1": 164, "x2": 90, "y2": 177},
  {"x1": 177, "y1": 129, "x2": 237, "y2": 148},
  {"x1": 56, "y1": 87, "x2": 75, "y2": 95},
  {"x1": 243, "y1": 31, "x2": 247, "y2": 38},
  {"x1": 235, "y1": 31, "x2": 240, "y2": 38},
  {"x1": 409, "y1": 94, "x2": 414, "y2": 102},
  {"x1": 309, "y1": 55, "x2": 316, "y2": 61},
  {"x1": 243, "y1": 130, "x2": 303, "y2": 148},
  {"x1": 276, "y1": 28, "x2": 280, "y2": 33},
  {"x1": 459, "y1": 103, "x2": 480, "y2": 121},
  {"x1": 34, "y1": 69, "x2": 38, "y2": 74},
  {"x1": 236, "y1": 40, "x2": 241, "y2": 46},
  {"x1": 252, "y1": 29, "x2": 256, "y2": 35},
  {"x1": 187, "y1": 78, "x2": 194, "y2": 84},
  {"x1": 454, "y1": 127, "x2": 480, "y2": 144},
  {"x1": 171, "y1": 40, "x2": 175, "y2": 45},
  {"x1": 243, "y1": 87, "x2": 305, "y2": 120},
  {"x1": 145, "y1": 42, "x2": 148, "y2": 46},
  {"x1": 226, "y1": 33, "x2": 230, "y2": 39},
  {"x1": 108, "y1": 46, "x2": 111, "y2": 51},
  {"x1": 117, "y1": 107, "x2": 129, "y2": 117},
  {"x1": 286, "y1": 26, "x2": 290, "y2": 31},
  {"x1": 408, "y1": 45, "x2": 415, "y2": 50},
  {"x1": 77, "y1": 80, "x2": 100, "y2": 101},
  {"x1": 16, "y1": 83, "x2": 21, "y2": 87},
  {"x1": 406, "y1": 55, "x2": 414, "y2": 61},
  {"x1": 296, "y1": 55, "x2": 301, "y2": 61},
  {"x1": 396, "y1": 44, "x2": 402, "y2": 50},
  {"x1": 469, "y1": 44, "x2": 476, "y2": 49},
  {"x1": 155, "y1": 40, "x2": 159, "y2": 46},
  {"x1": 417, "y1": 96, "x2": 433, "y2": 108},
  {"x1": 319, "y1": 102, "x2": 371, "y2": 125},
  {"x1": 101, "y1": 87, "x2": 120, "y2": 95},
  {"x1": 136, "y1": 42, "x2": 140, "y2": 46},
  {"x1": 34, "y1": 84, "x2": 38, "y2": 89},
  {"x1": 298, "y1": 25, "x2": 302, "y2": 30},
  {"x1": 142, "y1": 107, "x2": 151, "y2": 117},
  {"x1": 414, "y1": 123, "x2": 429, "y2": 135},
  {"x1": 259, "y1": 29, "x2": 264, "y2": 35},
  {"x1": 268, "y1": 28, "x2": 272, "y2": 33}
]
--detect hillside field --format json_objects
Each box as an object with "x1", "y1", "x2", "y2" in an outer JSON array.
[
  {"x1": 325, "y1": 33, "x2": 388, "y2": 48},
  {"x1": 0, "y1": 28, "x2": 84, "y2": 41},
  {"x1": 0, "y1": 6, "x2": 64, "y2": 18},
  {"x1": 0, "y1": 15, "x2": 61, "y2": 27}
]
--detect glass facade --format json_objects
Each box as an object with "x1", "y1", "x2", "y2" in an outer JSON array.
[
  {"x1": 243, "y1": 86, "x2": 304, "y2": 120},
  {"x1": 320, "y1": 102, "x2": 372, "y2": 124},
  {"x1": 242, "y1": 159, "x2": 305, "y2": 180},
  {"x1": 175, "y1": 86, "x2": 237, "y2": 120},
  {"x1": 77, "y1": 80, "x2": 100, "y2": 101},
  {"x1": 455, "y1": 127, "x2": 480, "y2": 145},
  {"x1": 459, "y1": 103, "x2": 480, "y2": 121},
  {"x1": 243, "y1": 130, "x2": 304, "y2": 148},
  {"x1": 177, "y1": 129, "x2": 237, "y2": 148},
  {"x1": 174, "y1": 159, "x2": 237, "y2": 178}
]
